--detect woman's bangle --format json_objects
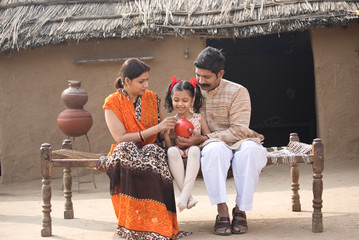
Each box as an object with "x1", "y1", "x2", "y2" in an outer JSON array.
[{"x1": 139, "y1": 131, "x2": 145, "y2": 142}]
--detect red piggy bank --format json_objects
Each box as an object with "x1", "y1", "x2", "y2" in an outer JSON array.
[{"x1": 174, "y1": 116, "x2": 194, "y2": 138}]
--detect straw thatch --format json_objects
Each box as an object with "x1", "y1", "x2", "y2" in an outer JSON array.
[{"x1": 0, "y1": 0, "x2": 358, "y2": 53}]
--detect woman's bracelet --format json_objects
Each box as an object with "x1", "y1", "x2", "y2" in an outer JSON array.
[{"x1": 139, "y1": 131, "x2": 145, "y2": 142}]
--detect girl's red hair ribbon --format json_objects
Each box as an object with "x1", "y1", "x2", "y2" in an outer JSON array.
[
  {"x1": 189, "y1": 77, "x2": 198, "y2": 89},
  {"x1": 170, "y1": 76, "x2": 181, "y2": 92}
]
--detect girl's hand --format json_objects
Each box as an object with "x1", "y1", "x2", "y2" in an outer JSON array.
[
  {"x1": 163, "y1": 128, "x2": 171, "y2": 137},
  {"x1": 163, "y1": 125, "x2": 175, "y2": 148},
  {"x1": 175, "y1": 129, "x2": 207, "y2": 148}
]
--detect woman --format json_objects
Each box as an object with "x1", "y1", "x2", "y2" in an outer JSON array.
[{"x1": 97, "y1": 58, "x2": 189, "y2": 239}]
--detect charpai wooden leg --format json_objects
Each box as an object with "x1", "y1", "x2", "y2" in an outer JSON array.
[
  {"x1": 40, "y1": 143, "x2": 52, "y2": 237},
  {"x1": 40, "y1": 139, "x2": 102, "y2": 237},
  {"x1": 312, "y1": 138, "x2": 324, "y2": 233},
  {"x1": 62, "y1": 139, "x2": 74, "y2": 219},
  {"x1": 64, "y1": 167, "x2": 74, "y2": 219},
  {"x1": 291, "y1": 163, "x2": 301, "y2": 211},
  {"x1": 290, "y1": 133, "x2": 301, "y2": 212}
]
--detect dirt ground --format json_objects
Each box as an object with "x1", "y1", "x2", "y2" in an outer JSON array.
[{"x1": 1, "y1": 157, "x2": 358, "y2": 240}]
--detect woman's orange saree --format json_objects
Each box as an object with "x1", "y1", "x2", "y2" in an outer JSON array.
[{"x1": 102, "y1": 89, "x2": 188, "y2": 239}]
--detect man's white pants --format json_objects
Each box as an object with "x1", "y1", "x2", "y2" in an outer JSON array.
[{"x1": 201, "y1": 140, "x2": 267, "y2": 211}]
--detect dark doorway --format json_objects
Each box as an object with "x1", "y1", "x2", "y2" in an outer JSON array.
[{"x1": 207, "y1": 31, "x2": 317, "y2": 147}]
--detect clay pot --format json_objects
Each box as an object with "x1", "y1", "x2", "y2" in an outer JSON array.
[
  {"x1": 57, "y1": 81, "x2": 93, "y2": 137},
  {"x1": 61, "y1": 80, "x2": 88, "y2": 109},
  {"x1": 57, "y1": 109, "x2": 93, "y2": 137}
]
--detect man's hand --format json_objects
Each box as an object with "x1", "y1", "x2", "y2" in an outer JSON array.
[{"x1": 175, "y1": 129, "x2": 208, "y2": 148}]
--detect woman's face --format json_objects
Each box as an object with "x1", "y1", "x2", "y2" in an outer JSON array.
[
  {"x1": 124, "y1": 71, "x2": 149, "y2": 98},
  {"x1": 171, "y1": 90, "x2": 194, "y2": 115}
]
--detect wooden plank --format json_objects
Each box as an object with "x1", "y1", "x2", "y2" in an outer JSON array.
[
  {"x1": 53, "y1": 149, "x2": 101, "y2": 159},
  {"x1": 52, "y1": 159, "x2": 97, "y2": 168},
  {"x1": 0, "y1": 0, "x2": 123, "y2": 9},
  {"x1": 73, "y1": 56, "x2": 155, "y2": 64},
  {"x1": 52, "y1": 154, "x2": 313, "y2": 167},
  {"x1": 266, "y1": 155, "x2": 314, "y2": 165},
  {"x1": 159, "y1": 12, "x2": 350, "y2": 30}
]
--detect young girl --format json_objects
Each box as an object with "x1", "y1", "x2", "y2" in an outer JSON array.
[{"x1": 164, "y1": 76, "x2": 211, "y2": 212}]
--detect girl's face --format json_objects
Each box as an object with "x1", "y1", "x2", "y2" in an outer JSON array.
[
  {"x1": 171, "y1": 90, "x2": 194, "y2": 115},
  {"x1": 124, "y1": 71, "x2": 149, "y2": 99}
]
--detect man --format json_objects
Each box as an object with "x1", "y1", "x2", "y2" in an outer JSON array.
[{"x1": 176, "y1": 46, "x2": 267, "y2": 235}]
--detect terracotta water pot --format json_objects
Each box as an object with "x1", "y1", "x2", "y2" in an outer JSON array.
[
  {"x1": 57, "y1": 80, "x2": 93, "y2": 137},
  {"x1": 61, "y1": 80, "x2": 88, "y2": 109}
]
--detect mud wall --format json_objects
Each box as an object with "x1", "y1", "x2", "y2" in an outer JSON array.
[
  {"x1": 2, "y1": 23, "x2": 358, "y2": 183},
  {"x1": 310, "y1": 24, "x2": 359, "y2": 160},
  {"x1": 0, "y1": 37, "x2": 205, "y2": 183}
]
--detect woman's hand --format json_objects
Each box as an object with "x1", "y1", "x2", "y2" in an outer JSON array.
[{"x1": 158, "y1": 116, "x2": 177, "y2": 132}]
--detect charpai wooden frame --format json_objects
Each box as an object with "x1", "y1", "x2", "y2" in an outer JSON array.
[{"x1": 40, "y1": 133, "x2": 324, "y2": 237}]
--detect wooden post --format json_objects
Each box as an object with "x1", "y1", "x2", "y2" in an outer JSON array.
[
  {"x1": 62, "y1": 139, "x2": 74, "y2": 219},
  {"x1": 40, "y1": 143, "x2": 52, "y2": 237},
  {"x1": 290, "y1": 133, "x2": 301, "y2": 212},
  {"x1": 312, "y1": 138, "x2": 324, "y2": 233}
]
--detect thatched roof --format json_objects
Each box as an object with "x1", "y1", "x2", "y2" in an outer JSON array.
[{"x1": 1, "y1": 0, "x2": 358, "y2": 53}]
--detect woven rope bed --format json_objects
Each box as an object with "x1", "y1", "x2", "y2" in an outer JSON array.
[{"x1": 40, "y1": 133, "x2": 324, "y2": 237}]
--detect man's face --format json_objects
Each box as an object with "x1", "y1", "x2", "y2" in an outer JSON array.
[{"x1": 195, "y1": 67, "x2": 224, "y2": 91}]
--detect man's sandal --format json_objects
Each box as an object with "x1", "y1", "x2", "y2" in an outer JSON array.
[
  {"x1": 231, "y1": 208, "x2": 248, "y2": 234},
  {"x1": 214, "y1": 215, "x2": 232, "y2": 236}
]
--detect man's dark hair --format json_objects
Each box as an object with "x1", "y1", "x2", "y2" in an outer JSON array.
[{"x1": 194, "y1": 46, "x2": 225, "y2": 76}]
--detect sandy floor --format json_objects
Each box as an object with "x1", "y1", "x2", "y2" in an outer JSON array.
[{"x1": 1, "y1": 157, "x2": 358, "y2": 240}]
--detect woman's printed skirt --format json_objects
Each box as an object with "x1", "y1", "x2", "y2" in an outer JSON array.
[{"x1": 102, "y1": 142, "x2": 189, "y2": 240}]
